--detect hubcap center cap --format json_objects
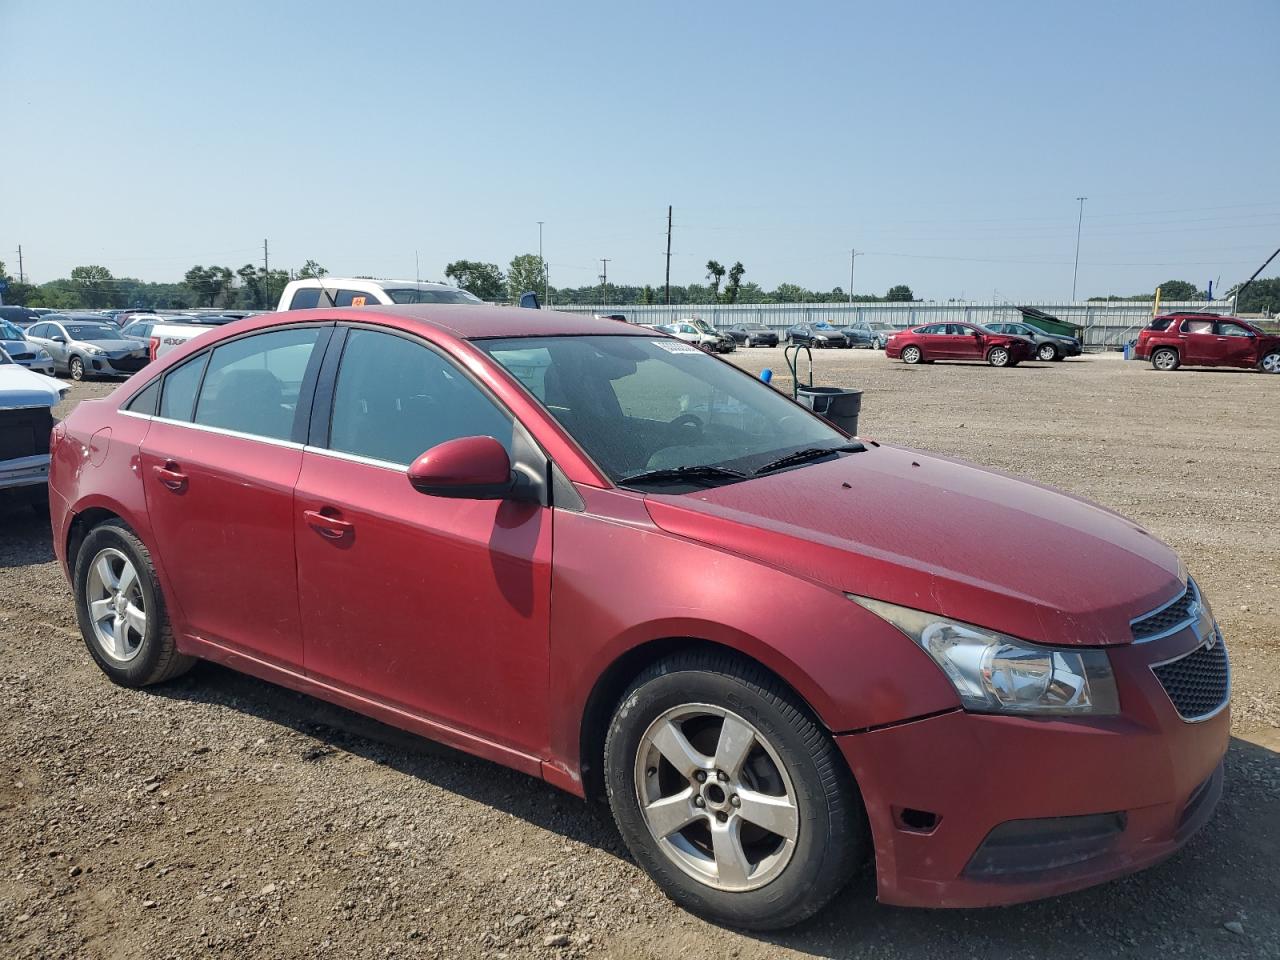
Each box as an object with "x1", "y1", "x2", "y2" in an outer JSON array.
[{"x1": 702, "y1": 781, "x2": 728, "y2": 809}]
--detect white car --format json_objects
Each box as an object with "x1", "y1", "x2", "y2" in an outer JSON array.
[
  {"x1": 656, "y1": 319, "x2": 735, "y2": 354},
  {"x1": 278, "y1": 277, "x2": 485, "y2": 311},
  {"x1": 0, "y1": 347, "x2": 68, "y2": 505}
]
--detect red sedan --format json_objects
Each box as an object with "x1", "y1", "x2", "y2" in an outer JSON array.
[
  {"x1": 886, "y1": 321, "x2": 1035, "y2": 366},
  {"x1": 50, "y1": 306, "x2": 1227, "y2": 929}
]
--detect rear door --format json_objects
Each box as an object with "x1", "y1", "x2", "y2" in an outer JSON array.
[
  {"x1": 139, "y1": 325, "x2": 330, "y2": 667},
  {"x1": 1179, "y1": 318, "x2": 1218, "y2": 364},
  {"x1": 293, "y1": 325, "x2": 552, "y2": 756}
]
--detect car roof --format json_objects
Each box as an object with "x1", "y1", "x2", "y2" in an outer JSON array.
[{"x1": 282, "y1": 304, "x2": 655, "y2": 340}]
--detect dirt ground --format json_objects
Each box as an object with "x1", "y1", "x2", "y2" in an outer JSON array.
[{"x1": 1, "y1": 351, "x2": 1277, "y2": 960}]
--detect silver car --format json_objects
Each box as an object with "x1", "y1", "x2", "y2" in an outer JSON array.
[
  {"x1": 24, "y1": 314, "x2": 149, "y2": 381},
  {"x1": 0, "y1": 318, "x2": 56, "y2": 376}
]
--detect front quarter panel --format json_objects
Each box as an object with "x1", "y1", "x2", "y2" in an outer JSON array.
[{"x1": 544, "y1": 490, "x2": 961, "y2": 793}]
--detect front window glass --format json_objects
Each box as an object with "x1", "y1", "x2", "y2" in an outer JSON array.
[
  {"x1": 328, "y1": 329, "x2": 512, "y2": 465},
  {"x1": 385, "y1": 288, "x2": 484, "y2": 305},
  {"x1": 65, "y1": 324, "x2": 119, "y2": 341},
  {"x1": 193, "y1": 328, "x2": 322, "y2": 440},
  {"x1": 480, "y1": 335, "x2": 845, "y2": 485},
  {"x1": 1216, "y1": 322, "x2": 1253, "y2": 337}
]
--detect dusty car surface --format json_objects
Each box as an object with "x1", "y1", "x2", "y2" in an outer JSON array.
[
  {"x1": 1, "y1": 346, "x2": 68, "y2": 508},
  {"x1": 50, "y1": 305, "x2": 1229, "y2": 930}
]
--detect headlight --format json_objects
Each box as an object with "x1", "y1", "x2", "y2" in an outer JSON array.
[
  {"x1": 816, "y1": 335, "x2": 829, "y2": 340},
  {"x1": 83, "y1": 345, "x2": 104, "y2": 355},
  {"x1": 849, "y1": 595, "x2": 1119, "y2": 715}
]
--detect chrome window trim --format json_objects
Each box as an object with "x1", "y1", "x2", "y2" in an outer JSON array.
[
  {"x1": 1130, "y1": 578, "x2": 1202, "y2": 644},
  {"x1": 302, "y1": 445, "x2": 407, "y2": 473},
  {"x1": 116, "y1": 410, "x2": 305, "y2": 451},
  {"x1": 1147, "y1": 626, "x2": 1231, "y2": 724}
]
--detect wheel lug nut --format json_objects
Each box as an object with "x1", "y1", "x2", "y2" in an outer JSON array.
[
  {"x1": 694, "y1": 771, "x2": 707, "y2": 783},
  {"x1": 717, "y1": 771, "x2": 728, "y2": 782},
  {"x1": 694, "y1": 797, "x2": 705, "y2": 808},
  {"x1": 646, "y1": 767, "x2": 656, "y2": 778},
  {"x1": 730, "y1": 795, "x2": 740, "y2": 807},
  {"x1": 716, "y1": 812, "x2": 728, "y2": 823}
]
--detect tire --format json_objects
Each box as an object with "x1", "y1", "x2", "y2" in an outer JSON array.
[
  {"x1": 73, "y1": 519, "x2": 195, "y2": 687},
  {"x1": 1151, "y1": 348, "x2": 1179, "y2": 372},
  {"x1": 1036, "y1": 343, "x2": 1058, "y2": 362},
  {"x1": 69, "y1": 356, "x2": 86, "y2": 381},
  {"x1": 603, "y1": 651, "x2": 866, "y2": 930},
  {"x1": 987, "y1": 346, "x2": 1010, "y2": 367},
  {"x1": 901, "y1": 345, "x2": 922, "y2": 365},
  {"x1": 1261, "y1": 351, "x2": 1280, "y2": 374}
]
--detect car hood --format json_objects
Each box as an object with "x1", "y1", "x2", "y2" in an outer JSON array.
[
  {"x1": 0, "y1": 364, "x2": 67, "y2": 407},
  {"x1": 644, "y1": 444, "x2": 1183, "y2": 647},
  {"x1": 83, "y1": 339, "x2": 144, "y2": 353}
]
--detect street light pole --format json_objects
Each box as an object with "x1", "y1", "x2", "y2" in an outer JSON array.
[
  {"x1": 537, "y1": 221, "x2": 546, "y2": 303},
  {"x1": 1071, "y1": 197, "x2": 1087, "y2": 301},
  {"x1": 848, "y1": 249, "x2": 863, "y2": 303}
]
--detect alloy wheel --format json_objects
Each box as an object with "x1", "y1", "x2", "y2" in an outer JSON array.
[
  {"x1": 1037, "y1": 344, "x2": 1057, "y2": 361},
  {"x1": 902, "y1": 346, "x2": 921, "y2": 364},
  {"x1": 1262, "y1": 352, "x2": 1280, "y2": 374},
  {"x1": 1154, "y1": 350, "x2": 1177, "y2": 371},
  {"x1": 85, "y1": 547, "x2": 146, "y2": 662},
  {"x1": 70, "y1": 357, "x2": 85, "y2": 381},
  {"x1": 989, "y1": 347, "x2": 1010, "y2": 367},
  {"x1": 633, "y1": 704, "x2": 799, "y2": 892}
]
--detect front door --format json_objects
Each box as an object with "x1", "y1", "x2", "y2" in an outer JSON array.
[
  {"x1": 139, "y1": 326, "x2": 327, "y2": 667},
  {"x1": 1213, "y1": 320, "x2": 1260, "y2": 368},
  {"x1": 294, "y1": 327, "x2": 552, "y2": 756}
]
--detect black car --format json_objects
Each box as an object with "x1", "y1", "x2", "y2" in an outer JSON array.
[
  {"x1": 727, "y1": 323, "x2": 779, "y2": 347},
  {"x1": 786, "y1": 322, "x2": 849, "y2": 348},
  {"x1": 0, "y1": 305, "x2": 42, "y2": 329},
  {"x1": 839, "y1": 321, "x2": 897, "y2": 349},
  {"x1": 984, "y1": 321, "x2": 1082, "y2": 361}
]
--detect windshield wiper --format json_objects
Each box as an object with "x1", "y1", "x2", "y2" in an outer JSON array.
[
  {"x1": 754, "y1": 443, "x2": 865, "y2": 476},
  {"x1": 619, "y1": 464, "x2": 748, "y2": 488}
]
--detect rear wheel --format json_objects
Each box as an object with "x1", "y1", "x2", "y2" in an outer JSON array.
[
  {"x1": 1152, "y1": 348, "x2": 1180, "y2": 372},
  {"x1": 901, "y1": 345, "x2": 922, "y2": 364},
  {"x1": 69, "y1": 356, "x2": 86, "y2": 381},
  {"x1": 604, "y1": 652, "x2": 866, "y2": 930},
  {"x1": 1261, "y1": 351, "x2": 1280, "y2": 374},
  {"x1": 987, "y1": 346, "x2": 1011, "y2": 367},
  {"x1": 1036, "y1": 343, "x2": 1058, "y2": 361},
  {"x1": 73, "y1": 520, "x2": 195, "y2": 687}
]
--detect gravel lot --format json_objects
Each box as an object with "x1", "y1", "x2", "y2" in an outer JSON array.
[{"x1": 2, "y1": 351, "x2": 1277, "y2": 959}]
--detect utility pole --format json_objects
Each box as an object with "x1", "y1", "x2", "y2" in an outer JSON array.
[
  {"x1": 537, "y1": 221, "x2": 547, "y2": 304},
  {"x1": 16, "y1": 245, "x2": 24, "y2": 284},
  {"x1": 665, "y1": 205, "x2": 672, "y2": 305},
  {"x1": 599, "y1": 258, "x2": 611, "y2": 305},
  {"x1": 1071, "y1": 197, "x2": 1087, "y2": 301},
  {"x1": 848, "y1": 249, "x2": 863, "y2": 303},
  {"x1": 263, "y1": 238, "x2": 271, "y2": 309}
]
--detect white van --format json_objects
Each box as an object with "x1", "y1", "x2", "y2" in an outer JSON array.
[{"x1": 277, "y1": 278, "x2": 485, "y2": 311}]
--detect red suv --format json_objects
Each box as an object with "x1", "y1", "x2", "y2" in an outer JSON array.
[
  {"x1": 50, "y1": 307, "x2": 1228, "y2": 929},
  {"x1": 1136, "y1": 312, "x2": 1280, "y2": 373},
  {"x1": 885, "y1": 322, "x2": 1034, "y2": 367}
]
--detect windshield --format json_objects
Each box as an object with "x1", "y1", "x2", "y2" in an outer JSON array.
[
  {"x1": 66, "y1": 324, "x2": 120, "y2": 341},
  {"x1": 386, "y1": 288, "x2": 484, "y2": 305},
  {"x1": 0, "y1": 320, "x2": 25, "y2": 340},
  {"x1": 686, "y1": 319, "x2": 716, "y2": 334},
  {"x1": 480, "y1": 335, "x2": 845, "y2": 486},
  {"x1": 814, "y1": 322, "x2": 837, "y2": 330}
]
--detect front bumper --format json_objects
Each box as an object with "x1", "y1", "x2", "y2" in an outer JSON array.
[
  {"x1": 17, "y1": 359, "x2": 56, "y2": 376},
  {"x1": 87, "y1": 354, "x2": 147, "y2": 376},
  {"x1": 0, "y1": 453, "x2": 52, "y2": 491},
  {"x1": 837, "y1": 626, "x2": 1230, "y2": 908}
]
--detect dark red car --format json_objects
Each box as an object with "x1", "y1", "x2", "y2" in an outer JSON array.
[
  {"x1": 50, "y1": 306, "x2": 1228, "y2": 929},
  {"x1": 1135, "y1": 312, "x2": 1280, "y2": 373},
  {"x1": 885, "y1": 322, "x2": 1034, "y2": 367}
]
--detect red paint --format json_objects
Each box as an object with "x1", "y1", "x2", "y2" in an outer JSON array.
[
  {"x1": 408, "y1": 435, "x2": 511, "y2": 493},
  {"x1": 50, "y1": 304, "x2": 1228, "y2": 910},
  {"x1": 1135, "y1": 313, "x2": 1280, "y2": 370},
  {"x1": 886, "y1": 322, "x2": 1035, "y2": 364}
]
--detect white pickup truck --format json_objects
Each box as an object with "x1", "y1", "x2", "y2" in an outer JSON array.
[{"x1": 0, "y1": 346, "x2": 69, "y2": 511}]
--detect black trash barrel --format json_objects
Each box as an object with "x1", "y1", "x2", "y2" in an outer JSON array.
[{"x1": 796, "y1": 386, "x2": 862, "y2": 435}]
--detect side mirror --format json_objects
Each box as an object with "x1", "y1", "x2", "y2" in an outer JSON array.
[
  {"x1": 52, "y1": 336, "x2": 66, "y2": 343},
  {"x1": 407, "y1": 435, "x2": 515, "y2": 500}
]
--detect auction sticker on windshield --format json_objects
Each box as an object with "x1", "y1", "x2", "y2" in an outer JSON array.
[{"x1": 651, "y1": 340, "x2": 701, "y2": 354}]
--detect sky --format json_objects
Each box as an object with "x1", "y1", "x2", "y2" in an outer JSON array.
[{"x1": 2, "y1": 0, "x2": 1277, "y2": 302}]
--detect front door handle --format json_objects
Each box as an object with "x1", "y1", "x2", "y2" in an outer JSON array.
[
  {"x1": 304, "y1": 509, "x2": 353, "y2": 540},
  {"x1": 153, "y1": 462, "x2": 187, "y2": 491}
]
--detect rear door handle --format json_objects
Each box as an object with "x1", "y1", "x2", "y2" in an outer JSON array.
[
  {"x1": 152, "y1": 462, "x2": 187, "y2": 491},
  {"x1": 304, "y1": 509, "x2": 353, "y2": 540}
]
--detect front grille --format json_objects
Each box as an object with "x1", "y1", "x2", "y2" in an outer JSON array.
[
  {"x1": 108, "y1": 355, "x2": 148, "y2": 372},
  {"x1": 1131, "y1": 581, "x2": 1198, "y2": 641},
  {"x1": 0, "y1": 407, "x2": 54, "y2": 461},
  {"x1": 964, "y1": 812, "x2": 1127, "y2": 881},
  {"x1": 1152, "y1": 636, "x2": 1229, "y2": 720}
]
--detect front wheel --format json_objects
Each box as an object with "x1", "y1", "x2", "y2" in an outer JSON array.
[
  {"x1": 1261, "y1": 350, "x2": 1280, "y2": 374},
  {"x1": 1036, "y1": 343, "x2": 1058, "y2": 362},
  {"x1": 69, "y1": 356, "x2": 86, "y2": 381},
  {"x1": 1151, "y1": 348, "x2": 1180, "y2": 372},
  {"x1": 604, "y1": 652, "x2": 866, "y2": 930},
  {"x1": 987, "y1": 346, "x2": 1011, "y2": 367},
  {"x1": 901, "y1": 345, "x2": 922, "y2": 364}
]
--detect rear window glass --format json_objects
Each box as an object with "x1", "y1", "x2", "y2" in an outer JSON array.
[
  {"x1": 289, "y1": 288, "x2": 322, "y2": 310},
  {"x1": 193, "y1": 328, "x2": 322, "y2": 441},
  {"x1": 384, "y1": 288, "x2": 484, "y2": 305},
  {"x1": 125, "y1": 379, "x2": 161, "y2": 415},
  {"x1": 159, "y1": 354, "x2": 209, "y2": 421},
  {"x1": 1148, "y1": 318, "x2": 1174, "y2": 331}
]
